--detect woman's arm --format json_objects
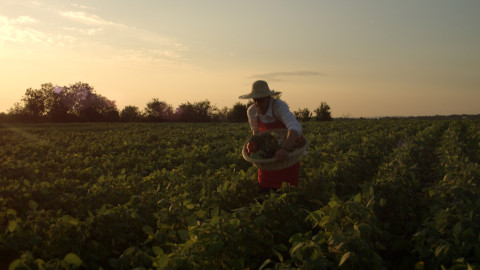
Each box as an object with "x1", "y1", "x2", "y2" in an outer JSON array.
[
  {"x1": 246, "y1": 104, "x2": 259, "y2": 134},
  {"x1": 273, "y1": 100, "x2": 303, "y2": 160},
  {"x1": 274, "y1": 100, "x2": 302, "y2": 135}
]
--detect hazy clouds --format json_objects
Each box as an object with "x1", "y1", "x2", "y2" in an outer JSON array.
[{"x1": 249, "y1": 71, "x2": 324, "y2": 81}]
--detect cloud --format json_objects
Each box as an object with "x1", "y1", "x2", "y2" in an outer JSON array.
[
  {"x1": 114, "y1": 48, "x2": 185, "y2": 64},
  {"x1": 29, "y1": 1, "x2": 46, "y2": 8},
  {"x1": 249, "y1": 71, "x2": 324, "y2": 81},
  {"x1": 11, "y1": 15, "x2": 37, "y2": 24},
  {"x1": 1, "y1": 7, "x2": 188, "y2": 65},
  {"x1": 63, "y1": 26, "x2": 103, "y2": 36},
  {"x1": 71, "y1": 3, "x2": 95, "y2": 10},
  {"x1": 151, "y1": 49, "x2": 181, "y2": 58},
  {"x1": 111, "y1": 28, "x2": 189, "y2": 62},
  {"x1": 0, "y1": 15, "x2": 37, "y2": 25},
  {"x1": 59, "y1": 11, "x2": 125, "y2": 28},
  {"x1": 0, "y1": 15, "x2": 75, "y2": 46}
]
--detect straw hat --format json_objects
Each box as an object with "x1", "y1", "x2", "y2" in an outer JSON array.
[{"x1": 239, "y1": 80, "x2": 281, "y2": 99}]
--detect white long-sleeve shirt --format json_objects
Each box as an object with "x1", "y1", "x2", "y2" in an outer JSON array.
[{"x1": 247, "y1": 99, "x2": 302, "y2": 135}]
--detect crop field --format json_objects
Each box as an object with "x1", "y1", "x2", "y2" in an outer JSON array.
[{"x1": 1, "y1": 119, "x2": 480, "y2": 269}]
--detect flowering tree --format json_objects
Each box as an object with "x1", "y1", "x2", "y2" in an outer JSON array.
[{"x1": 10, "y1": 82, "x2": 118, "y2": 122}]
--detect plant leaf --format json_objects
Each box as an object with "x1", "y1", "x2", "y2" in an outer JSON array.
[
  {"x1": 7, "y1": 220, "x2": 17, "y2": 233},
  {"x1": 63, "y1": 253, "x2": 83, "y2": 267},
  {"x1": 339, "y1": 251, "x2": 351, "y2": 266}
]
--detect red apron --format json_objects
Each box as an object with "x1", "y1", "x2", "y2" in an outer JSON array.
[{"x1": 257, "y1": 103, "x2": 300, "y2": 189}]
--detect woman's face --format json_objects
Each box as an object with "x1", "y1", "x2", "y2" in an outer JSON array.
[{"x1": 253, "y1": 96, "x2": 270, "y2": 114}]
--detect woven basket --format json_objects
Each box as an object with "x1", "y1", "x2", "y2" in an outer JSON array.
[{"x1": 242, "y1": 129, "x2": 308, "y2": 171}]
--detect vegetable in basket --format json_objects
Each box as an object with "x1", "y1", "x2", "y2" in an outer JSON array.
[
  {"x1": 246, "y1": 131, "x2": 282, "y2": 159},
  {"x1": 246, "y1": 131, "x2": 305, "y2": 159}
]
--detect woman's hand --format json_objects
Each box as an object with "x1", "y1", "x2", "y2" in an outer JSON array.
[
  {"x1": 281, "y1": 129, "x2": 299, "y2": 151},
  {"x1": 275, "y1": 148, "x2": 290, "y2": 160}
]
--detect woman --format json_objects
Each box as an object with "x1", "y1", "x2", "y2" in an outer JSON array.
[{"x1": 239, "y1": 80, "x2": 303, "y2": 190}]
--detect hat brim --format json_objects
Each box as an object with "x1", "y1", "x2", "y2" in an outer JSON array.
[{"x1": 238, "y1": 90, "x2": 281, "y2": 99}]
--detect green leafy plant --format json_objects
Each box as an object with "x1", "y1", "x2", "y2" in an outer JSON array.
[{"x1": 1, "y1": 120, "x2": 479, "y2": 269}]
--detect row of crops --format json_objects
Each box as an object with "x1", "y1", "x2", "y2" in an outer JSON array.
[{"x1": 1, "y1": 120, "x2": 479, "y2": 269}]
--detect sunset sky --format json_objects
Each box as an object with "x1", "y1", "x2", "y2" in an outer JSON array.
[{"x1": 1, "y1": 0, "x2": 479, "y2": 117}]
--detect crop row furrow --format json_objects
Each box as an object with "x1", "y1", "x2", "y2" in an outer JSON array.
[
  {"x1": 368, "y1": 120, "x2": 449, "y2": 268},
  {"x1": 302, "y1": 120, "x2": 423, "y2": 202},
  {"x1": 412, "y1": 121, "x2": 480, "y2": 268}
]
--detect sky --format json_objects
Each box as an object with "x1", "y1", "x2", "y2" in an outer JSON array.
[{"x1": 1, "y1": 0, "x2": 479, "y2": 118}]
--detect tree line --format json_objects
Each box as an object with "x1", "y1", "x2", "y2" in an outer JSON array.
[{"x1": 0, "y1": 82, "x2": 332, "y2": 123}]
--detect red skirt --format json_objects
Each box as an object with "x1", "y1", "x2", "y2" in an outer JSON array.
[{"x1": 258, "y1": 161, "x2": 300, "y2": 189}]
